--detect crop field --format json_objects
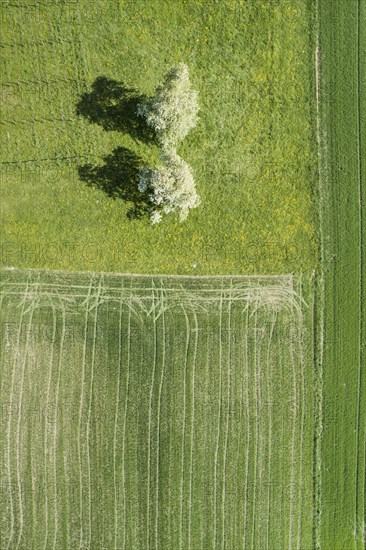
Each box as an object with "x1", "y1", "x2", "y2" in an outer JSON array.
[
  {"x1": 0, "y1": 268, "x2": 315, "y2": 549},
  {"x1": 0, "y1": 0, "x2": 317, "y2": 275},
  {"x1": 317, "y1": 0, "x2": 366, "y2": 548}
]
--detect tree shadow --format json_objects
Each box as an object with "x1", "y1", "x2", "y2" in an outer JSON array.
[
  {"x1": 78, "y1": 147, "x2": 152, "y2": 219},
  {"x1": 76, "y1": 76, "x2": 155, "y2": 143}
]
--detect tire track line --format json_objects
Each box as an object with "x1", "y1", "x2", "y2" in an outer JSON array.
[
  {"x1": 5, "y1": 274, "x2": 31, "y2": 550},
  {"x1": 166, "y1": 303, "x2": 174, "y2": 546},
  {"x1": 52, "y1": 304, "x2": 66, "y2": 550},
  {"x1": 43, "y1": 304, "x2": 57, "y2": 550},
  {"x1": 29, "y1": 432, "x2": 36, "y2": 547},
  {"x1": 213, "y1": 283, "x2": 224, "y2": 550},
  {"x1": 188, "y1": 309, "x2": 198, "y2": 550},
  {"x1": 154, "y1": 297, "x2": 166, "y2": 550},
  {"x1": 27, "y1": 12, "x2": 42, "y2": 169},
  {"x1": 288, "y1": 307, "x2": 298, "y2": 550},
  {"x1": 77, "y1": 275, "x2": 94, "y2": 550},
  {"x1": 242, "y1": 305, "x2": 250, "y2": 550},
  {"x1": 232, "y1": 309, "x2": 243, "y2": 548},
  {"x1": 15, "y1": 274, "x2": 40, "y2": 550},
  {"x1": 146, "y1": 283, "x2": 157, "y2": 550},
  {"x1": 122, "y1": 291, "x2": 132, "y2": 550},
  {"x1": 86, "y1": 275, "x2": 103, "y2": 547},
  {"x1": 179, "y1": 305, "x2": 190, "y2": 550},
  {"x1": 200, "y1": 310, "x2": 211, "y2": 550},
  {"x1": 257, "y1": 310, "x2": 266, "y2": 550},
  {"x1": 265, "y1": 310, "x2": 277, "y2": 550},
  {"x1": 221, "y1": 281, "x2": 233, "y2": 550},
  {"x1": 250, "y1": 307, "x2": 259, "y2": 550},
  {"x1": 113, "y1": 285, "x2": 124, "y2": 550},
  {"x1": 296, "y1": 282, "x2": 306, "y2": 550}
]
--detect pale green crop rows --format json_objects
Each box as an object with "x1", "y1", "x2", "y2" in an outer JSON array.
[{"x1": 0, "y1": 268, "x2": 314, "y2": 549}]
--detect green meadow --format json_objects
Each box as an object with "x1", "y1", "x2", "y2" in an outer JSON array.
[{"x1": 0, "y1": 0, "x2": 317, "y2": 275}]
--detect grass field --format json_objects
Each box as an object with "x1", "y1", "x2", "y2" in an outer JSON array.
[
  {"x1": 317, "y1": 0, "x2": 366, "y2": 548},
  {"x1": 2, "y1": 1, "x2": 365, "y2": 549},
  {"x1": 0, "y1": 0, "x2": 317, "y2": 275},
  {"x1": 0, "y1": 268, "x2": 315, "y2": 549}
]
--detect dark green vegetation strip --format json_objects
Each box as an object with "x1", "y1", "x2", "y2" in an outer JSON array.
[
  {"x1": 317, "y1": 0, "x2": 366, "y2": 548},
  {"x1": 0, "y1": 268, "x2": 315, "y2": 549},
  {"x1": 0, "y1": 0, "x2": 316, "y2": 274}
]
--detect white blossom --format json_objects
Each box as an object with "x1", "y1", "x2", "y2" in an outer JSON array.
[
  {"x1": 137, "y1": 63, "x2": 199, "y2": 147},
  {"x1": 137, "y1": 179, "x2": 148, "y2": 192},
  {"x1": 137, "y1": 149, "x2": 200, "y2": 223},
  {"x1": 150, "y1": 211, "x2": 163, "y2": 224}
]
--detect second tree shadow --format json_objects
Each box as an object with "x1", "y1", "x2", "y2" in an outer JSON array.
[
  {"x1": 78, "y1": 147, "x2": 152, "y2": 219},
  {"x1": 76, "y1": 76, "x2": 155, "y2": 143}
]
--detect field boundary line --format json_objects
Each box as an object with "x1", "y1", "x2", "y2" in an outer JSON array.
[
  {"x1": 0, "y1": 280, "x2": 296, "y2": 291},
  {"x1": 314, "y1": 1, "x2": 325, "y2": 547},
  {"x1": 355, "y1": 0, "x2": 365, "y2": 536},
  {"x1": 0, "y1": 267, "x2": 295, "y2": 281},
  {"x1": 0, "y1": 285, "x2": 295, "y2": 295}
]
